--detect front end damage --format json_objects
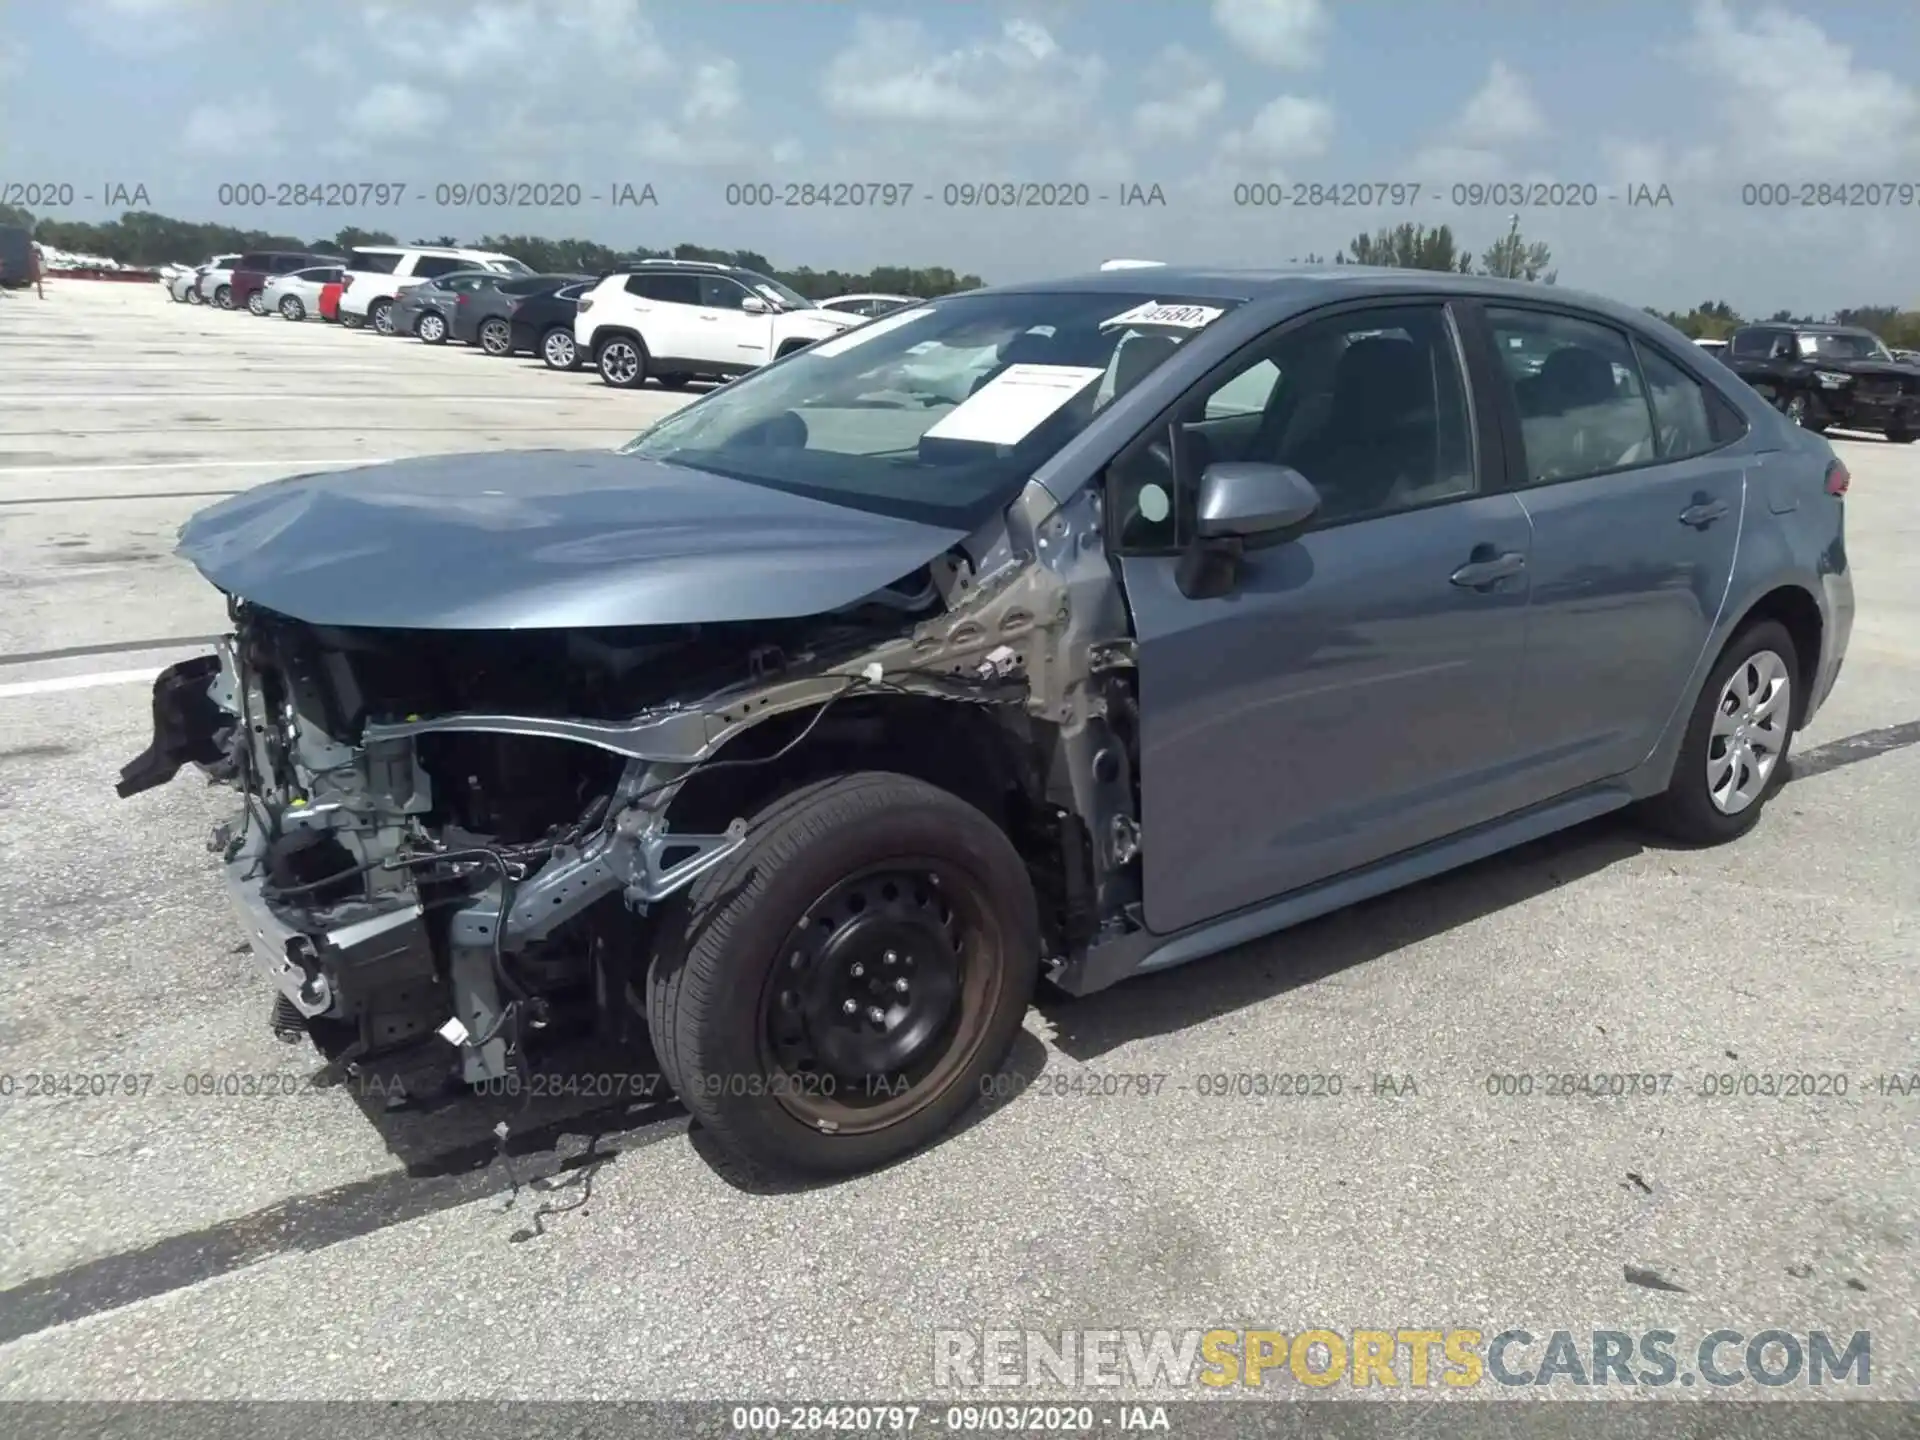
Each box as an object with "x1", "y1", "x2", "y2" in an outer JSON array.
[{"x1": 120, "y1": 482, "x2": 1148, "y2": 1086}]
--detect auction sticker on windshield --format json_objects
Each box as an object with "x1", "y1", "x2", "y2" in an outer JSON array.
[
  {"x1": 1101, "y1": 300, "x2": 1226, "y2": 330},
  {"x1": 809, "y1": 307, "x2": 935, "y2": 358},
  {"x1": 923, "y1": 364, "x2": 1106, "y2": 445}
]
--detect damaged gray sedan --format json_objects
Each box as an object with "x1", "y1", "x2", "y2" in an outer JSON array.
[{"x1": 120, "y1": 268, "x2": 1851, "y2": 1176}]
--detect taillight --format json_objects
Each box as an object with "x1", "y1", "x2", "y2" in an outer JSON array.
[
  {"x1": 507, "y1": 301, "x2": 522, "y2": 316},
  {"x1": 341, "y1": 275, "x2": 353, "y2": 292},
  {"x1": 456, "y1": 294, "x2": 468, "y2": 306},
  {"x1": 577, "y1": 297, "x2": 593, "y2": 313},
  {"x1": 1825, "y1": 458, "x2": 1850, "y2": 497}
]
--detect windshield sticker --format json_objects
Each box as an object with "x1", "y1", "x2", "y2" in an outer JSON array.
[
  {"x1": 1100, "y1": 300, "x2": 1225, "y2": 331},
  {"x1": 808, "y1": 307, "x2": 935, "y2": 357},
  {"x1": 922, "y1": 364, "x2": 1106, "y2": 445}
]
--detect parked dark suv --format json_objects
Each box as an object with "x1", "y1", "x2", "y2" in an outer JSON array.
[
  {"x1": 231, "y1": 252, "x2": 340, "y2": 316},
  {"x1": 1724, "y1": 323, "x2": 1920, "y2": 441}
]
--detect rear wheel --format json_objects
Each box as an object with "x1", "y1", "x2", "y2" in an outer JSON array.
[
  {"x1": 214, "y1": 284, "x2": 232, "y2": 309},
  {"x1": 246, "y1": 289, "x2": 267, "y2": 316},
  {"x1": 1887, "y1": 426, "x2": 1916, "y2": 444},
  {"x1": 417, "y1": 310, "x2": 447, "y2": 344},
  {"x1": 656, "y1": 374, "x2": 692, "y2": 390},
  {"x1": 370, "y1": 298, "x2": 394, "y2": 335},
  {"x1": 647, "y1": 773, "x2": 1038, "y2": 1179},
  {"x1": 1783, "y1": 391, "x2": 1828, "y2": 434},
  {"x1": 479, "y1": 318, "x2": 513, "y2": 356},
  {"x1": 187, "y1": 287, "x2": 205, "y2": 306},
  {"x1": 596, "y1": 334, "x2": 647, "y2": 388},
  {"x1": 541, "y1": 327, "x2": 578, "y2": 370},
  {"x1": 279, "y1": 295, "x2": 305, "y2": 321},
  {"x1": 1639, "y1": 620, "x2": 1799, "y2": 845}
]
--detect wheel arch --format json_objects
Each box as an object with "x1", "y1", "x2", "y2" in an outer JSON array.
[
  {"x1": 1722, "y1": 582, "x2": 1823, "y2": 726},
  {"x1": 660, "y1": 694, "x2": 1076, "y2": 948}
]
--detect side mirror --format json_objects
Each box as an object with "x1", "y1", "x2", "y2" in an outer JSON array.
[
  {"x1": 1195, "y1": 462, "x2": 1321, "y2": 542},
  {"x1": 740, "y1": 295, "x2": 771, "y2": 314},
  {"x1": 1177, "y1": 463, "x2": 1320, "y2": 601}
]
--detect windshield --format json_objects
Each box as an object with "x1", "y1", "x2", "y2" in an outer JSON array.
[
  {"x1": 1797, "y1": 331, "x2": 1891, "y2": 361},
  {"x1": 747, "y1": 273, "x2": 813, "y2": 309},
  {"x1": 622, "y1": 289, "x2": 1240, "y2": 528}
]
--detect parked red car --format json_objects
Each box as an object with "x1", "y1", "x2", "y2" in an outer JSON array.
[{"x1": 319, "y1": 281, "x2": 343, "y2": 321}]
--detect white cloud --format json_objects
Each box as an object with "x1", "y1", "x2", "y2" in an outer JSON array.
[
  {"x1": 1134, "y1": 45, "x2": 1226, "y2": 142},
  {"x1": 820, "y1": 15, "x2": 1105, "y2": 138},
  {"x1": 1212, "y1": 0, "x2": 1328, "y2": 70},
  {"x1": 346, "y1": 82, "x2": 449, "y2": 140},
  {"x1": 180, "y1": 94, "x2": 281, "y2": 158},
  {"x1": 1403, "y1": 61, "x2": 1545, "y2": 180},
  {"x1": 1221, "y1": 95, "x2": 1335, "y2": 164},
  {"x1": 682, "y1": 60, "x2": 743, "y2": 127},
  {"x1": 358, "y1": 0, "x2": 669, "y2": 85},
  {"x1": 75, "y1": 0, "x2": 223, "y2": 51},
  {"x1": 0, "y1": 38, "x2": 22, "y2": 80},
  {"x1": 1454, "y1": 61, "x2": 1545, "y2": 147},
  {"x1": 1680, "y1": 0, "x2": 1919, "y2": 169}
]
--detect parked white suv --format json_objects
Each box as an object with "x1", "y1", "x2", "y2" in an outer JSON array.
[
  {"x1": 574, "y1": 260, "x2": 861, "y2": 389},
  {"x1": 338, "y1": 244, "x2": 532, "y2": 334}
]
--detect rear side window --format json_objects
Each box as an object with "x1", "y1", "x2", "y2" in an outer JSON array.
[
  {"x1": 347, "y1": 249, "x2": 401, "y2": 274},
  {"x1": 1633, "y1": 345, "x2": 1718, "y2": 459},
  {"x1": 1728, "y1": 329, "x2": 1769, "y2": 357},
  {"x1": 410, "y1": 255, "x2": 468, "y2": 279},
  {"x1": 236, "y1": 252, "x2": 271, "y2": 270},
  {"x1": 627, "y1": 273, "x2": 700, "y2": 304},
  {"x1": 1486, "y1": 307, "x2": 1657, "y2": 483}
]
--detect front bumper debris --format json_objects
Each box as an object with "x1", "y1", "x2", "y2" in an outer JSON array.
[{"x1": 115, "y1": 656, "x2": 229, "y2": 797}]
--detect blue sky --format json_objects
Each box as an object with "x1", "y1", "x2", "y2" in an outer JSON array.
[{"x1": 3, "y1": 0, "x2": 1918, "y2": 314}]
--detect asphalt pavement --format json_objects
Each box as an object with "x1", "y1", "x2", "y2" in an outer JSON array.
[{"x1": 0, "y1": 282, "x2": 1914, "y2": 1405}]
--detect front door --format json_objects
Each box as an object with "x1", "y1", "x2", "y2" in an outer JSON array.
[
  {"x1": 1475, "y1": 304, "x2": 1747, "y2": 797},
  {"x1": 697, "y1": 275, "x2": 774, "y2": 369},
  {"x1": 1115, "y1": 300, "x2": 1537, "y2": 936}
]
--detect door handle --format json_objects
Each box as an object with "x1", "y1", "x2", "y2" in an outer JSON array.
[
  {"x1": 1450, "y1": 551, "x2": 1527, "y2": 589},
  {"x1": 1680, "y1": 499, "x2": 1730, "y2": 527}
]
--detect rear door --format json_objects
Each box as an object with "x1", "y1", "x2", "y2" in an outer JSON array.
[
  {"x1": 1471, "y1": 302, "x2": 1748, "y2": 797},
  {"x1": 1115, "y1": 298, "x2": 1537, "y2": 933},
  {"x1": 625, "y1": 273, "x2": 703, "y2": 362}
]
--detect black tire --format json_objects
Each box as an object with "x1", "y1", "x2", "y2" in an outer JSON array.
[
  {"x1": 186, "y1": 286, "x2": 205, "y2": 306},
  {"x1": 540, "y1": 327, "x2": 578, "y2": 370},
  {"x1": 214, "y1": 284, "x2": 232, "y2": 309},
  {"x1": 279, "y1": 295, "x2": 304, "y2": 321},
  {"x1": 369, "y1": 298, "x2": 394, "y2": 335},
  {"x1": 647, "y1": 772, "x2": 1039, "y2": 1179},
  {"x1": 417, "y1": 310, "x2": 448, "y2": 344},
  {"x1": 246, "y1": 289, "x2": 267, "y2": 316},
  {"x1": 1638, "y1": 620, "x2": 1800, "y2": 845},
  {"x1": 479, "y1": 318, "x2": 513, "y2": 356},
  {"x1": 341, "y1": 310, "x2": 365, "y2": 330},
  {"x1": 596, "y1": 333, "x2": 648, "y2": 388},
  {"x1": 656, "y1": 374, "x2": 692, "y2": 390},
  {"x1": 1887, "y1": 427, "x2": 1916, "y2": 444}
]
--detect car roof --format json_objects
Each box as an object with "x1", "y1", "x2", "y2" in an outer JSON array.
[
  {"x1": 348, "y1": 244, "x2": 512, "y2": 258},
  {"x1": 971, "y1": 264, "x2": 1668, "y2": 332}
]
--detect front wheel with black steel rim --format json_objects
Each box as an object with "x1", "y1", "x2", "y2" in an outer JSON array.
[
  {"x1": 541, "y1": 327, "x2": 578, "y2": 370},
  {"x1": 279, "y1": 294, "x2": 305, "y2": 321},
  {"x1": 1639, "y1": 620, "x2": 1799, "y2": 845},
  {"x1": 479, "y1": 318, "x2": 513, "y2": 356},
  {"x1": 417, "y1": 310, "x2": 447, "y2": 344},
  {"x1": 370, "y1": 299, "x2": 394, "y2": 335},
  {"x1": 596, "y1": 334, "x2": 647, "y2": 388},
  {"x1": 647, "y1": 772, "x2": 1039, "y2": 1179}
]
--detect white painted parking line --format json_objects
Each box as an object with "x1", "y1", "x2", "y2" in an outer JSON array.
[
  {"x1": 0, "y1": 458, "x2": 394, "y2": 475},
  {"x1": 5, "y1": 394, "x2": 576, "y2": 403},
  {"x1": 0, "y1": 667, "x2": 160, "y2": 699}
]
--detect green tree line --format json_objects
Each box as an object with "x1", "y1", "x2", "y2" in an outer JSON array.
[
  {"x1": 0, "y1": 206, "x2": 986, "y2": 300},
  {"x1": 1646, "y1": 298, "x2": 1920, "y2": 349}
]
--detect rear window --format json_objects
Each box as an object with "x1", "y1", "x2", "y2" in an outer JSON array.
[
  {"x1": 497, "y1": 275, "x2": 558, "y2": 296},
  {"x1": 347, "y1": 249, "x2": 401, "y2": 274}
]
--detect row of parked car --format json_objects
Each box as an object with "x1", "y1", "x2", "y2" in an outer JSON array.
[{"x1": 162, "y1": 244, "x2": 923, "y2": 388}]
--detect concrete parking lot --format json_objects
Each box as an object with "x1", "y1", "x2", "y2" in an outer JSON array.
[{"x1": 0, "y1": 281, "x2": 1915, "y2": 1403}]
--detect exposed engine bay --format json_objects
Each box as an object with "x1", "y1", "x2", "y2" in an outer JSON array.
[{"x1": 119, "y1": 484, "x2": 1147, "y2": 1087}]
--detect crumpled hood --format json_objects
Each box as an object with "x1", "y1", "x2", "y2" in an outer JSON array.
[{"x1": 175, "y1": 449, "x2": 967, "y2": 630}]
